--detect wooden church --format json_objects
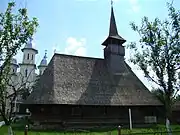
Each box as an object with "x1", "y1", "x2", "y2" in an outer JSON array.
[{"x1": 23, "y1": 4, "x2": 163, "y2": 130}]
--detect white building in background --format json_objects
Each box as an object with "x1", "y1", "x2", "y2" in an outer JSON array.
[{"x1": 9, "y1": 37, "x2": 48, "y2": 112}]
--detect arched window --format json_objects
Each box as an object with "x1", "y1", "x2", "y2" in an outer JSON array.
[
  {"x1": 27, "y1": 54, "x2": 29, "y2": 60},
  {"x1": 25, "y1": 69, "x2": 28, "y2": 77}
]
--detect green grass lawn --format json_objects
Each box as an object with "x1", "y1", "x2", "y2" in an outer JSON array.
[{"x1": 0, "y1": 125, "x2": 180, "y2": 135}]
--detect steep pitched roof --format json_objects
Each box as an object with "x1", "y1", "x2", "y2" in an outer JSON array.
[{"x1": 25, "y1": 54, "x2": 162, "y2": 106}]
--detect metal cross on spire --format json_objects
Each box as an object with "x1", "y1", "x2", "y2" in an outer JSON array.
[
  {"x1": 111, "y1": 0, "x2": 113, "y2": 7},
  {"x1": 44, "y1": 50, "x2": 47, "y2": 59}
]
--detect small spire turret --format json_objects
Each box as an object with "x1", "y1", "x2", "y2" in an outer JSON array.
[
  {"x1": 38, "y1": 50, "x2": 48, "y2": 75},
  {"x1": 40, "y1": 50, "x2": 47, "y2": 66}
]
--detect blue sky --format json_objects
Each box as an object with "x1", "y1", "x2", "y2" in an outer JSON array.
[{"x1": 0, "y1": 0, "x2": 179, "y2": 89}]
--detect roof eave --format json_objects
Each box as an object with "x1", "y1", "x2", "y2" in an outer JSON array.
[
  {"x1": 21, "y1": 48, "x2": 38, "y2": 54},
  {"x1": 102, "y1": 36, "x2": 126, "y2": 46},
  {"x1": 38, "y1": 65, "x2": 47, "y2": 68}
]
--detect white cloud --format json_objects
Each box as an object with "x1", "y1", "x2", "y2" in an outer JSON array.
[
  {"x1": 74, "y1": 47, "x2": 86, "y2": 56},
  {"x1": 128, "y1": 0, "x2": 140, "y2": 13},
  {"x1": 61, "y1": 37, "x2": 87, "y2": 56}
]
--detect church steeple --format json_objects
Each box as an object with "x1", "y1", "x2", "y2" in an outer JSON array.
[
  {"x1": 102, "y1": 1, "x2": 126, "y2": 46},
  {"x1": 103, "y1": 1, "x2": 127, "y2": 74}
]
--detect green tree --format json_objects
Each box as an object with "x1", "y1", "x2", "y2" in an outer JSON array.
[
  {"x1": 0, "y1": 2, "x2": 38, "y2": 125},
  {"x1": 128, "y1": 2, "x2": 180, "y2": 125},
  {"x1": 175, "y1": 94, "x2": 180, "y2": 101}
]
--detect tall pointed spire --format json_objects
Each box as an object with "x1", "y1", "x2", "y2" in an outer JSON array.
[
  {"x1": 109, "y1": 4, "x2": 118, "y2": 36},
  {"x1": 102, "y1": 1, "x2": 126, "y2": 46}
]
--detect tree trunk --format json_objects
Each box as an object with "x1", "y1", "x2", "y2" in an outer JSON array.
[
  {"x1": 8, "y1": 125, "x2": 13, "y2": 135},
  {"x1": 166, "y1": 118, "x2": 172, "y2": 135},
  {"x1": 165, "y1": 95, "x2": 172, "y2": 135}
]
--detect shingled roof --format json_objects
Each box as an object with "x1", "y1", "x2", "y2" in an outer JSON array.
[{"x1": 25, "y1": 54, "x2": 162, "y2": 106}]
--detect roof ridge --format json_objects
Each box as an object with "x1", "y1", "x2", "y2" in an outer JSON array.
[{"x1": 54, "y1": 53, "x2": 104, "y2": 60}]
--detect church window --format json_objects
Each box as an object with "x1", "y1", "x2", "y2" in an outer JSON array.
[
  {"x1": 25, "y1": 69, "x2": 28, "y2": 77},
  {"x1": 27, "y1": 54, "x2": 29, "y2": 60},
  {"x1": 32, "y1": 54, "x2": 33, "y2": 60}
]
